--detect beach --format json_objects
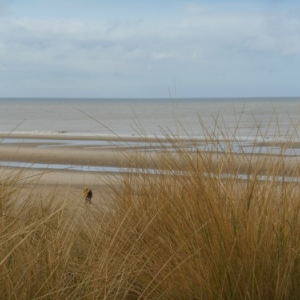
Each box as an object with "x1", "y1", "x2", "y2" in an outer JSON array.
[
  {"x1": 0, "y1": 132, "x2": 178, "y2": 207},
  {"x1": 0, "y1": 133, "x2": 131, "y2": 207},
  {"x1": 1, "y1": 131, "x2": 300, "y2": 208}
]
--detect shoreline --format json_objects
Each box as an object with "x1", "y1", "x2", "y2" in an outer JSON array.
[
  {"x1": 2, "y1": 131, "x2": 300, "y2": 143},
  {"x1": 0, "y1": 131, "x2": 194, "y2": 142}
]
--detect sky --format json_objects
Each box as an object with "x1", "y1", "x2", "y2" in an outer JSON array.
[{"x1": 0, "y1": 0, "x2": 300, "y2": 98}]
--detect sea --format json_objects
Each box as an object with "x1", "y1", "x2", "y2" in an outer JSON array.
[{"x1": 1, "y1": 97, "x2": 300, "y2": 139}]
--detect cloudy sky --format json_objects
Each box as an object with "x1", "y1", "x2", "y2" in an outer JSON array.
[{"x1": 0, "y1": 0, "x2": 299, "y2": 98}]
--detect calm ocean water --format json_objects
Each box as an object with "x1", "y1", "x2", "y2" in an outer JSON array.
[{"x1": 1, "y1": 98, "x2": 300, "y2": 139}]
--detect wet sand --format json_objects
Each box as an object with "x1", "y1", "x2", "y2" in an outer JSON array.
[
  {"x1": 1, "y1": 133, "x2": 300, "y2": 205},
  {"x1": 0, "y1": 133, "x2": 138, "y2": 205},
  {"x1": 0, "y1": 132, "x2": 166, "y2": 167}
]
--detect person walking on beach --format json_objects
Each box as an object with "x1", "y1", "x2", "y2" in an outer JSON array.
[{"x1": 83, "y1": 187, "x2": 93, "y2": 204}]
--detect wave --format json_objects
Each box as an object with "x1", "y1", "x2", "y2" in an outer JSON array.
[{"x1": 0, "y1": 130, "x2": 299, "y2": 143}]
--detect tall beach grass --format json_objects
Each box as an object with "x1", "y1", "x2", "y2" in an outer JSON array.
[{"x1": 1, "y1": 120, "x2": 300, "y2": 299}]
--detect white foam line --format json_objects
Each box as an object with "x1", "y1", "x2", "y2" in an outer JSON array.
[{"x1": 1, "y1": 131, "x2": 299, "y2": 143}]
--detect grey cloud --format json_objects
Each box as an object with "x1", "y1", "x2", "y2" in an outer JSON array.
[
  {"x1": 73, "y1": 39, "x2": 117, "y2": 50},
  {"x1": 0, "y1": 7, "x2": 299, "y2": 78}
]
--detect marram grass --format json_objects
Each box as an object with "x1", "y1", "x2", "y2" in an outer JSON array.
[{"x1": 1, "y1": 129, "x2": 300, "y2": 299}]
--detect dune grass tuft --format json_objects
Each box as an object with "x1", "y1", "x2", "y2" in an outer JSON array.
[{"x1": 1, "y1": 126, "x2": 300, "y2": 299}]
